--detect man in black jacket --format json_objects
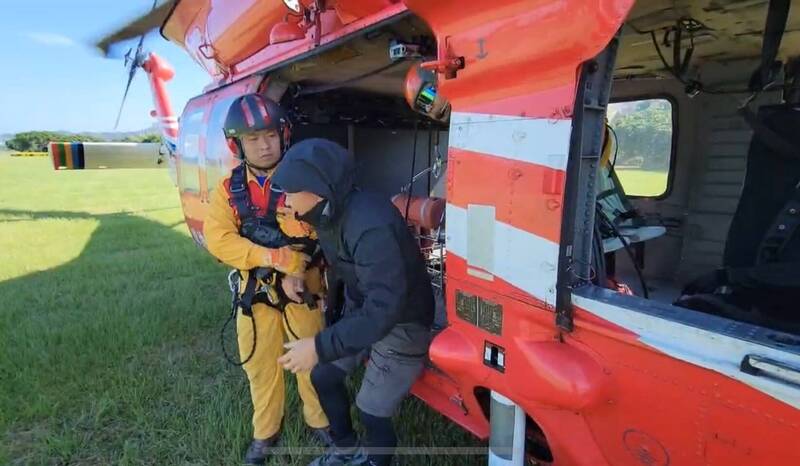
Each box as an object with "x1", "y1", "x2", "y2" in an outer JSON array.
[{"x1": 274, "y1": 138, "x2": 434, "y2": 466}]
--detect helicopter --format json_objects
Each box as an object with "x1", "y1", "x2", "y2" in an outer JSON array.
[{"x1": 51, "y1": 0, "x2": 800, "y2": 465}]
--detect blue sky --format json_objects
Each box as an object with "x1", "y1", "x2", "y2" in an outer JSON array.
[{"x1": 0, "y1": 0, "x2": 210, "y2": 134}]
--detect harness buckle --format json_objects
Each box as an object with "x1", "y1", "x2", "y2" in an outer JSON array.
[
  {"x1": 227, "y1": 269, "x2": 241, "y2": 293},
  {"x1": 228, "y1": 269, "x2": 242, "y2": 318}
]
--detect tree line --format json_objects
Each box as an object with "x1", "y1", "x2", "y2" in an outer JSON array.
[
  {"x1": 5, "y1": 131, "x2": 161, "y2": 152},
  {"x1": 609, "y1": 99, "x2": 672, "y2": 171}
]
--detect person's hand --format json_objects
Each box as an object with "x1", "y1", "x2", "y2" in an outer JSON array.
[
  {"x1": 266, "y1": 246, "x2": 309, "y2": 277},
  {"x1": 278, "y1": 338, "x2": 318, "y2": 373},
  {"x1": 277, "y1": 207, "x2": 315, "y2": 238},
  {"x1": 281, "y1": 274, "x2": 305, "y2": 303}
]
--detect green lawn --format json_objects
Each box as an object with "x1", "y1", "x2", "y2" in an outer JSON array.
[
  {"x1": 615, "y1": 168, "x2": 668, "y2": 198},
  {"x1": 0, "y1": 156, "x2": 483, "y2": 465}
]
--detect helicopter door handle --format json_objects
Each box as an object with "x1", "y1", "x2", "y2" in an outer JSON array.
[{"x1": 741, "y1": 354, "x2": 800, "y2": 387}]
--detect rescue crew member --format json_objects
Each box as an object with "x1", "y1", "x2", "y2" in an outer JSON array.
[
  {"x1": 273, "y1": 138, "x2": 435, "y2": 466},
  {"x1": 203, "y1": 94, "x2": 331, "y2": 465}
]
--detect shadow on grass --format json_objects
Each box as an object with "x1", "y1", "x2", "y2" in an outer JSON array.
[
  {"x1": 0, "y1": 208, "x2": 485, "y2": 466},
  {"x1": 0, "y1": 208, "x2": 249, "y2": 465}
]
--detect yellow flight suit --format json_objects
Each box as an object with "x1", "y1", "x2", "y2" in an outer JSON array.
[{"x1": 203, "y1": 168, "x2": 328, "y2": 440}]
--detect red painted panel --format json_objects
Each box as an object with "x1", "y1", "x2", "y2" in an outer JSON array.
[
  {"x1": 420, "y1": 273, "x2": 616, "y2": 465},
  {"x1": 458, "y1": 82, "x2": 577, "y2": 119},
  {"x1": 163, "y1": 0, "x2": 408, "y2": 83},
  {"x1": 570, "y1": 302, "x2": 800, "y2": 465},
  {"x1": 403, "y1": 0, "x2": 634, "y2": 111},
  {"x1": 448, "y1": 148, "x2": 564, "y2": 243}
]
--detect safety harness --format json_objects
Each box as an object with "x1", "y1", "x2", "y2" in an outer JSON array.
[{"x1": 221, "y1": 163, "x2": 322, "y2": 366}]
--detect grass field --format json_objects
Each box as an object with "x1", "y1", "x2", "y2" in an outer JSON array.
[
  {"x1": 0, "y1": 155, "x2": 483, "y2": 465},
  {"x1": 615, "y1": 168, "x2": 668, "y2": 198}
]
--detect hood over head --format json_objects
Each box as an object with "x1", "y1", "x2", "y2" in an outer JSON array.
[{"x1": 272, "y1": 138, "x2": 355, "y2": 222}]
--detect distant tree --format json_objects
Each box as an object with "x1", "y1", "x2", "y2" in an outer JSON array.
[
  {"x1": 72, "y1": 133, "x2": 105, "y2": 143},
  {"x1": 122, "y1": 133, "x2": 162, "y2": 143},
  {"x1": 5, "y1": 131, "x2": 104, "y2": 152},
  {"x1": 610, "y1": 101, "x2": 672, "y2": 171}
]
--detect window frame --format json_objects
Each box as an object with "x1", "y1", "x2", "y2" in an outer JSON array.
[
  {"x1": 556, "y1": 38, "x2": 800, "y2": 348},
  {"x1": 607, "y1": 94, "x2": 679, "y2": 201}
]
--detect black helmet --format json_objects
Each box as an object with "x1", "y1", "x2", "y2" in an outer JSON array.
[{"x1": 224, "y1": 94, "x2": 291, "y2": 159}]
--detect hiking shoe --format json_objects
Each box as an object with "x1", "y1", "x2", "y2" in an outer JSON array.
[
  {"x1": 244, "y1": 434, "x2": 280, "y2": 465},
  {"x1": 307, "y1": 445, "x2": 368, "y2": 466}
]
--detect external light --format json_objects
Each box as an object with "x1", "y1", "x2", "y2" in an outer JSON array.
[{"x1": 283, "y1": 0, "x2": 302, "y2": 13}]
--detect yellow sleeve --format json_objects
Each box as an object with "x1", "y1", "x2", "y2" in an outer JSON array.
[{"x1": 203, "y1": 180, "x2": 273, "y2": 271}]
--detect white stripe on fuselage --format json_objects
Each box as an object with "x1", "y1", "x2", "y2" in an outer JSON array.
[
  {"x1": 446, "y1": 203, "x2": 559, "y2": 305},
  {"x1": 449, "y1": 112, "x2": 571, "y2": 171}
]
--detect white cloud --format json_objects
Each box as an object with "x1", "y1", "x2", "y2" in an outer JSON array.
[{"x1": 25, "y1": 32, "x2": 76, "y2": 47}]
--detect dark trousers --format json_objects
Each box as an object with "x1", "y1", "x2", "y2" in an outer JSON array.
[{"x1": 311, "y1": 363, "x2": 396, "y2": 466}]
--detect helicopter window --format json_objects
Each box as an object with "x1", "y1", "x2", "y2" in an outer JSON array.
[
  {"x1": 563, "y1": 31, "x2": 800, "y2": 337},
  {"x1": 206, "y1": 97, "x2": 236, "y2": 162},
  {"x1": 177, "y1": 108, "x2": 204, "y2": 193},
  {"x1": 607, "y1": 98, "x2": 675, "y2": 198},
  {"x1": 179, "y1": 109, "x2": 204, "y2": 160},
  {"x1": 205, "y1": 96, "x2": 238, "y2": 188}
]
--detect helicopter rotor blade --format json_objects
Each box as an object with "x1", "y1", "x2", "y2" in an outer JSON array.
[
  {"x1": 95, "y1": 0, "x2": 176, "y2": 57},
  {"x1": 112, "y1": 0, "x2": 159, "y2": 130},
  {"x1": 114, "y1": 59, "x2": 140, "y2": 130}
]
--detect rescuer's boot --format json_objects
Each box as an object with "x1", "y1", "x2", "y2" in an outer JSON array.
[{"x1": 244, "y1": 433, "x2": 280, "y2": 465}]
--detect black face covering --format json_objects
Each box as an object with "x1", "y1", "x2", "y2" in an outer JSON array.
[{"x1": 296, "y1": 199, "x2": 328, "y2": 226}]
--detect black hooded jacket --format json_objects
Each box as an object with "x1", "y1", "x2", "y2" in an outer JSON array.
[{"x1": 273, "y1": 138, "x2": 435, "y2": 363}]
